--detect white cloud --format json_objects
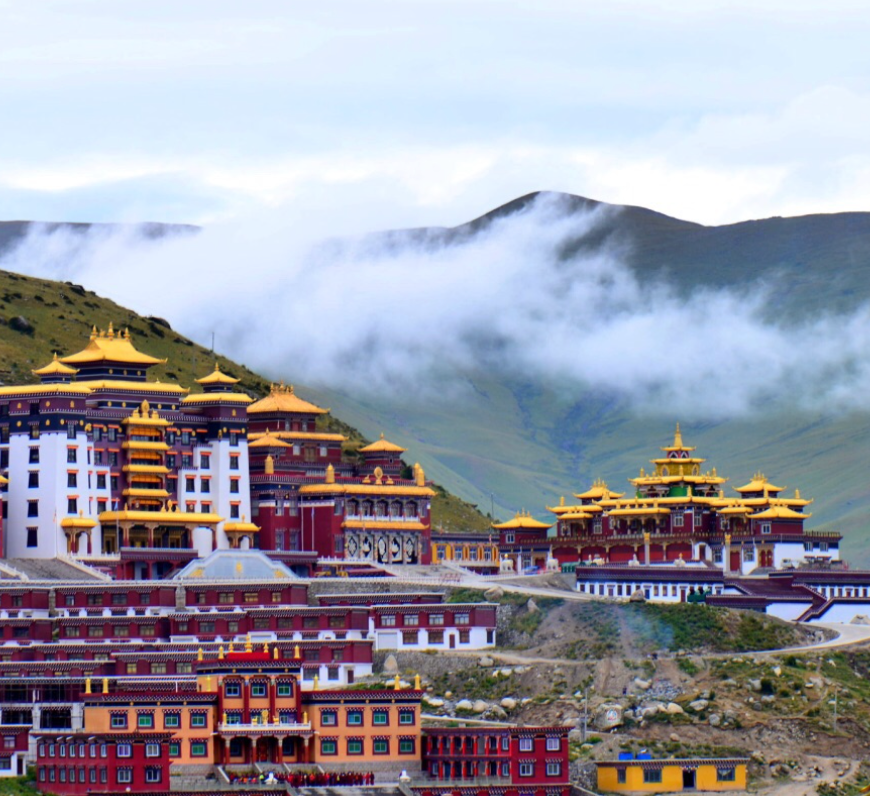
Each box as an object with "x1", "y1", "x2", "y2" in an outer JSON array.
[{"x1": 4, "y1": 193, "x2": 870, "y2": 421}]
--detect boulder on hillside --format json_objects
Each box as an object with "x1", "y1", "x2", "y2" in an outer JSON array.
[
  {"x1": 455, "y1": 699, "x2": 474, "y2": 712},
  {"x1": 484, "y1": 586, "x2": 505, "y2": 601},
  {"x1": 382, "y1": 654, "x2": 399, "y2": 675},
  {"x1": 472, "y1": 700, "x2": 489, "y2": 713},
  {"x1": 500, "y1": 697, "x2": 517, "y2": 710},
  {"x1": 478, "y1": 656, "x2": 494, "y2": 667},
  {"x1": 9, "y1": 316, "x2": 33, "y2": 335},
  {"x1": 594, "y1": 703, "x2": 624, "y2": 730}
]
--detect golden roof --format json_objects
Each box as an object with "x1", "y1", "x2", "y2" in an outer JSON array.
[
  {"x1": 299, "y1": 483, "x2": 435, "y2": 497},
  {"x1": 32, "y1": 353, "x2": 79, "y2": 377},
  {"x1": 492, "y1": 511, "x2": 554, "y2": 531},
  {"x1": 751, "y1": 505, "x2": 810, "y2": 520},
  {"x1": 608, "y1": 505, "x2": 671, "y2": 517},
  {"x1": 248, "y1": 429, "x2": 292, "y2": 449},
  {"x1": 61, "y1": 325, "x2": 167, "y2": 366},
  {"x1": 630, "y1": 474, "x2": 726, "y2": 486},
  {"x1": 660, "y1": 422, "x2": 696, "y2": 453},
  {"x1": 735, "y1": 472, "x2": 784, "y2": 493},
  {"x1": 557, "y1": 511, "x2": 594, "y2": 521},
  {"x1": 247, "y1": 383, "x2": 327, "y2": 415},
  {"x1": 223, "y1": 521, "x2": 260, "y2": 533},
  {"x1": 122, "y1": 488, "x2": 171, "y2": 499},
  {"x1": 121, "y1": 441, "x2": 170, "y2": 452},
  {"x1": 574, "y1": 478, "x2": 625, "y2": 500},
  {"x1": 716, "y1": 504, "x2": 754, "y2": 515},
  {"x1": 122, "y1": 400, "x2": 171, "y2": 427},
  {"x1": 195, "y1": 363, "x2": 240, "y2": 386},
  {"x1": 60, "y1": 515, "x2": 98, "y2": 529},
  {"x1": 182, "y1": 393, "x2": 253, "y2": 405},
  {"x1": 248, "y1": 430, "x2": 346, "y2": 442},
  {"x1": 99, "y1": 507, "x2": 223, "y2": 524},
  {"x1": 0, "y1": 383, "x2": 91, "y2": 397},
  {"x1": 359, "y1": 433, "x2": 407, "y2": 454},
  {"x1": 342, "y1": 520, "x2": 427, "y2": 531},
  {"x1": 122, "y1": 464, "x2": 170, "y2": 475},
  {"x1": 86, "y1": 379, "x2": 188, "y2": 394}
]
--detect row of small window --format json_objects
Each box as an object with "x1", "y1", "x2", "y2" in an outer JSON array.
[
  {"x1": 224, "y1": 682, "x2": 294, "y2": 698},
  {"x1": 110, "y1": 713, "x2": 206, "y2": 730},
  {"x1": 319, "y1": 709, "x2": 416, "y2": 728},
  {"x1": 616, "y1": 768, "x2": 736, "y2": 784},
  {"x1": 320, "y1": 737, "x2": 416, "y2": 755},
  {"x1": 380, "y1": 613, "x2": 469, "y2": 627},
  {"x1": 39, "y1": 741, "x2": 161, "y2": 758},
  {"x1": 39, "y1": 766, "x2": 162, "y2": 785},
  {"x1": 64, "y1": 625, "x2": 157, "y2": 638}
]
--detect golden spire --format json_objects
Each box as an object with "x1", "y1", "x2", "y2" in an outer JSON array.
[
  {"x1": 197, "y1": 648, "x2": 204, "y2": 661},
  {"x1": 102, "y1": 678, "x2": 109, "y2": 694},
  {"x1": 673, "y1": 422, "x2": 682, "y2": 449},
  {"x1": 313, "y1": 674, "x2": 320, "y2": 691},
  {"x1": 228, "y1": 641, "x2": 234, "y2": 654},
  {"x1": 325, "y1": 464, "x2": 335, "y2": 484},
  {"x1": 263, "y1": 641, "x2": 269, "y2": 655},
  {"x1": 90, "y1": 325, "x2": 97, "y2": 340},
  {"x1": 393, "y1": 673, "x2": 401, "y2": 691},
  {"x1": 85, "y1": 677, "x2": 92, "y2": 694},
  {"x1": 265, "y1": 454, "x2": 274, "y2": 475},
  {"x1": 294, "y1": 644, "x2": 301, "y2": 660},
  {"x1": 218, "y1": 645, "x2": 225, "y2": 659},
  {"x1": 107, "y1": 322, "x2": 114, "y2": 339},
  {"x1": 245, "y1": 633, "x2": 252, "y2": 653},
  {"x1": 273, "y1": 646, "x2": 279, "y2": 660},
  {"x1": 414, "y1": 674, "x2": 421, "y2": 690},
  {"x1": 415, "y1": 463, "x2": 425, "y2": 487}
]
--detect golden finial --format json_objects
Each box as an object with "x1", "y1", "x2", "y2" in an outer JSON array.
[
  {"x1": 303, "y1": 711, "x2": 308, "y2": 724},
  {"x1": 673, "y1": 422, "x2": 683, "y2": 448},
  {"x1": 90, "y1": 325, "x2": 97, "y2": 340},
  {"x1": 265, "y1": 454, "x2": 274, "y2": 475},
  {"x1": 261, "y1": 708, "x2": 268, "y2": 724},
  {"x1": 223, "y1": 711, "x2": 228, "y2": 725},
  {"x1": 559, "y1": 496, "x2": 565, "y2": 506},
  {"x1": 245, "y1": 633, "x2": 252, "y2": 653},
  {"x1": 141, "y1": 399, "x2": 149, "y2": 414},
  {"x1": 273, "y1": 646, "x2": 279, "y2": 660},
  {"x1": 393, "y1": 674, "x2": 401, "y2": 691},
  {"x1": 795, "y1": 488, "x2": 801, "y2": 499},
  {"x1": 414, "y1": 674, "x2": 421, "y2": 690},
  {"x1": 294, "y1": 644, "x2": 301, "y2": 660},
  {"x1": 228, "y1": 641, "x2": 234, "y2": 654},
  {"x1": 107, "y1": 322, "x2": 114, "y2": 339},
  {"x1": 214, "y1": 361, "x2": 220, "y2": 372},
  {"x1": 415, "y1": 464, "x2": 425, "y2": 487},
  {"x1": 263, "y1": 641, "x2": 269, "y2": 655},
  {"x1": 205, "y1": 675, "x2": 212, "y2": 691},
  {"x1": 725, "y1": 533, "x2": 732, "y2": 545},
  {"x1": 313, "y1": 674, "x2": 320, "y2": 691},
  {"x1": 218, "y1": 645, "x2": 225, "y2": 659},
  {"x1": 85, "y1": 677, "x2": 92, "y2": 694},
  {"x1": 197, "y1": 648, "x2": 204, "y2": 661},
  {"x1": 102, "y1": 678, "x2": 109, "y2": 694},
  {"x1": 325, "y1": 464, "x2": 335, "y2": 484}
]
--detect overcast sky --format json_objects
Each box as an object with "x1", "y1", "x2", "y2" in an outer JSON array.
[{"x1": 2, "y1": 0, "x2": 870, "y2": 229}]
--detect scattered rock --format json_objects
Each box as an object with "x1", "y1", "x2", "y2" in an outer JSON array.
[
  {"x1": 455, "y1": 699, "x2": 473, "y2": 711},
  {"x1": 444, "y1": 691, "x2": 453, "y2": 699},
  {"x1": 665, "y1": 703, "x2": 684, "y2": 714},
  {"x1": 382, "y1": 654, "x2": 399, "y2": 675},
  {"x1": 669, "y1": 733, "x2": 681, "y2": 743},
  {"x1": 9, "y1": 316, "x2": 33, "y2": 335},
  {"x1": 629, "y1": 589, "x2": 646, "y2": 602},
  {"x1": 423, "y1": 696, "x2": 444, "y2": 708},
  {"x1": 568, "y1": 729, "x2": 583, "y2": 742},
  {"x1": 751, "y1": 751, "x2": 766, "y2": 764},
  {"x1": 594, "y1": 703, "x2": 624, "y2": 730},
  {"x1": 472, "y1": 700, "x2": 489, "y2": 714},
  {"x1": 478, "y1": 656, "x2": 494, "y2": 667},
  {"x1": 500, "y1": 698, "x2": 517, "y2": 710},
  {"x1": 499, "y1": 668, "x2": 513, "y2": 677},
  {"x1": 748, "y1": 678, "x2": 762, "y2": 692},
  {"x1": 489, "y1": 705, "x2": 507, "y2": 718},
  {"x1": 687, "y1": 699, "x2": 709, "y2": 712},
  {"x1": 484, "y1": 586, "x2": 505, "y2": 601},
  {"x1": 772, "y1": 666, "x2": 782, "y2": 677},
  {"x1": 708, "y1": 713, "x2": 721, "y2": 727},
  {"x1": 633, "y1": 678, "x2": 652, "y2": 690},
  {"x1": 526, "y1": 598, "x2": 539, "y2": 613}
]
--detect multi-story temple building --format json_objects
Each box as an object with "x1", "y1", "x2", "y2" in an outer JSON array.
[
  {"x1": 536, "y1": 424, "x2": 837, "y2": 574},
  {"x1": 0, "y1": 326, "x2": 434, "y2": 573}
]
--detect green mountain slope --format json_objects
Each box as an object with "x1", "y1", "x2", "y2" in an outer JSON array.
[
  {"x1": 0, "y1": 266, "x2": 488, "y2": 533},
  {"x1": 299, "y1": 193, "x2": 870, "y2": 562}
]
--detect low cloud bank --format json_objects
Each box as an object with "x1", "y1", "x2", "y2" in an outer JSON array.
[{"x1": 2, "y1": 193, "x2": 868, "y2": 418}]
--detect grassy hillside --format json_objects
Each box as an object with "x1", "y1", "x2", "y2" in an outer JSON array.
[{"x1": 0, "y1": 267, "x2": 488, "y2": 531}]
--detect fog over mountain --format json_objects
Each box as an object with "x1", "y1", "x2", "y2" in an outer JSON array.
[{"x1": 3, "y1": 192, "x2": 870, "y2": 559}]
